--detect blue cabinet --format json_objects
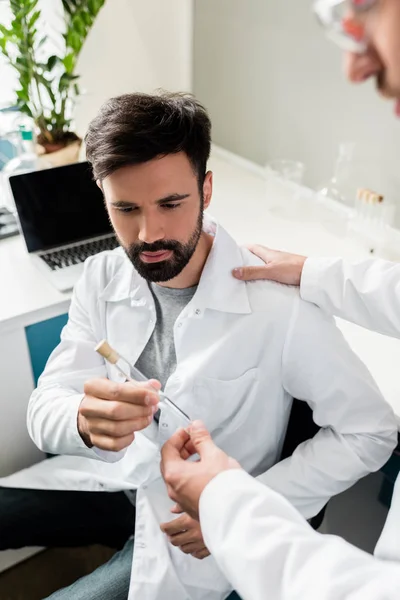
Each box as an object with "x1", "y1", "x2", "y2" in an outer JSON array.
[{"x1": 25, "y1": 313, "x2": 69, "y2": 385}]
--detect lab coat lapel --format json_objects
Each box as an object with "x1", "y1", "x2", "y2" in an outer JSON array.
[
  {"x1": 99, "y1": 264, "x2": 155, "y2": 369},
  {"x1": 194, "y1": 218, "x2": 252, "y2": 315}
]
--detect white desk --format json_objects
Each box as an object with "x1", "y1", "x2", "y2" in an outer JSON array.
[{"x1": 0, "y1": 149, "x2": 399, "y2": 482}]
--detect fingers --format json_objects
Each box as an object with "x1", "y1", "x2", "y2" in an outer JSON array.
[
  {"x1": 167, "y1": 530, "x2": 195, "y2": 547},
  {"x1": 79, "y1": 382, "x2": 159, "y2": 450},
  {"x1": 188, "y1": 421, "x2": 216, "y2": 458},
  {"x1": 161, "y1": 428, "x2": 191, "y2": 463},
  {"x1": 160, "y1": 514, "x2": 188, "y2": 536},
  {"x1": 80, "y1": 396, "x2": 154, "y2": 422},
  {"x1": 84, "y1": 379, "x2": 159, "y2": 407},
  {"x1": 174, "y1": 540, "x2": 208, "y2": 554},
  {"x1": 88, "y1": 432, "x2": 136, "y2": 453},
  {"x1": 245, "y1": 244, "x2": 276, "y2": 260},
  {"x1": 148, "y1": 379, "x2": 162, "y2": 391},
  {"x1": 183, "y1": 438, "x2": 197, "y2": 457},
  {"x1": 191, "y1": 548, "x2": 210, "y2": 560},
  {"x1": 170, "y1": 503, "x2": 183, "y2": 514},
  {"x1": 232, "y1": 265, "x2": 275, "y2": 281},
  {"x1": 232, "y1": 244, "x2": 281, "y2": 281},
  {"x1": 86, "y1": 415, "x2": 153, "y2": 438},
  {"x1": 160, "y1": 429, "x2": 192, "y2": 483}
]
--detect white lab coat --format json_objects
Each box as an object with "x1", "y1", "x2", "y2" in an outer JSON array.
[
  {"x1": 200, "y1": 469, "x2": 400, "y2": 600},
  {"x1": 11, "y1": 231, "x2": 398, "y2": 600},
  {"x1": 198, "y1": 256, "x2": 400, "y2": 600}
]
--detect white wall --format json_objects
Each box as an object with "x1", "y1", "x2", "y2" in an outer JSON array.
[
  {"x1": 194, "y1": 0, "x2": 400, "y2": 220},
  {"x1": 75, "y1": 0, "x2": 193, "y2": 135}
]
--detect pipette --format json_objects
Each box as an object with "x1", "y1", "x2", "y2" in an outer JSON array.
[{"x1": 95, "y1": 339, "x2": 191, "y2": 425}]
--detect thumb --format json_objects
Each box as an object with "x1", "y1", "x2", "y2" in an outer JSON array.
[
  {"x1": 232, "y1": 265, "x2": 276, "y2": 282},
  {"x1": 189, "y1": 421, "x2": 215, "y2": 457}
]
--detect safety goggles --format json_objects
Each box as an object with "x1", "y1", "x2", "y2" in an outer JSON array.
[{"x1": 313, "y1": 0, "x2": 378, "y2": 53}]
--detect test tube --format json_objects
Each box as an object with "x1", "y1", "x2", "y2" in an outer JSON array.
[{"x1": 95, "y1": 339, "x2": 191, "y2": 425}]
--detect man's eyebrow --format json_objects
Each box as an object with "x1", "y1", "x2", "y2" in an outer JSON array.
[
  {"x1": 155, "y1": 193, "x2": 190, "y2": 205},
  {"x1": 110, "y1": 194, "x2": 190, "y2": 208}
]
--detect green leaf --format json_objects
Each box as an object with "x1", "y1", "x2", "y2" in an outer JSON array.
[
  {"x1": 37, "y1": 35, "x2": 48, "y2": 48},
  {"x1": 10, "y1": 1, "x2": 23, "y2": 14},
  {"x1": 81, "y1": 11, "x2": 93, "y2": 27},
  {"x1": 66, "y1": 29, "x2": 82, "y2": 53},
  {"x1": 62, "y1": 0, "x2": 79, "y2": 16},
  {"x1": 59, "y1": 72, "x2": 80, "y2": 92},
  {"x1": 87, "y1": 0, "x2": 96, "y2": 14},
  {"x1": 94, "y1": 0, "x2": 106, "y2": 14},
  {"x1": 62, "y1": 52, "x2": 75, "y2": 73},
  {"x1": 59, "y1": 72, "x2": 71, "y2": 92},
  {"x1": 28, "y1": 9, "x2": 40, "y2": 29},
  {"x1": 29, "y1": 0, "x2": 39, "y2": 13},
  {"x1": 47, "y1": 54, "x2": 59, "y2": 71},
  {"x1": 0, "y1": 24, "x2": 11, "y2": 38},
  {"x1": 16, "y1": 88, "x2": 30, "y2": 102},
  {"x1": 15, "y1": 56, "x2": 30, "y2": 73},
  {"x1": 72, "y1": 15, "x2": 86, "y2": 36},
  {"x1": 18, "y1": 102, "x2": 34, "y2": 119}
]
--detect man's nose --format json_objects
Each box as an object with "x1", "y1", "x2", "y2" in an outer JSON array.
[
  {"x1": 344, "y1": 49, "x2": 381, "y2": 83},
  {"x1": 138, "y1": 217, "x2": 165, "y2": 244}
]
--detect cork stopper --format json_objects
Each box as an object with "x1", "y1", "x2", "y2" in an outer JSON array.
[
  {"x1": 95, "y1": 340, "x2": 120, "y2": 364},
  {"x1": 357, "y1": 188, "x2": 384, "y2": 204}
]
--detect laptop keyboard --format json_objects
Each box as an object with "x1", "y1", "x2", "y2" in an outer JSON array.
[{"x1": 40, "y1": 236, "x2": 119, "y2": 271}]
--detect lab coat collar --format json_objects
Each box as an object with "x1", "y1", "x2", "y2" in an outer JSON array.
[
  {"x1": 194, "y1": 216, "x2": 251, "y2": 314},
  {"x1": 100, "y1": 215, "x2": 252, "y2": 315}
]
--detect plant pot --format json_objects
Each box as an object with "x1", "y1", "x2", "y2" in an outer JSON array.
[{"x1": 37, "y1": 138, "x2": 82, "y2": 168}]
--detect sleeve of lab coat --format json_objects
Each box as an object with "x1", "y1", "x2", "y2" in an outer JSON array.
[
  {"x1": 301, "y1": 257, "x2": 400, "y2": 339},
  {"x1": 199, "y1": 469, "x2": 400, "y2": 600},
  {"x1": 258, "y1": 297, "x2": 398, "y2": 519},
  {"x1": 27, "y1": 262, "x2": 157, "y2": 460}
]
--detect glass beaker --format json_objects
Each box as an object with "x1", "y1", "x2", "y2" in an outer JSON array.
[
  {"x1": 316, "y1": 142, "x2": 356, "y2": 207},
  {"x1": 265, "y1": 159, "x2": 306, "y2": 219}
]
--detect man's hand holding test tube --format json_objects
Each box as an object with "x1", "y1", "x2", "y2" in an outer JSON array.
[
  {"x1": 77, "y1": 341, "x2": 161, "y2": 451},
  {"x1": 78, "y1": 340, "x2": 191, "y2": 452}
]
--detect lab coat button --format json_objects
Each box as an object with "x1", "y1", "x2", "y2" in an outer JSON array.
[
  {"x1": 177, "y1": 322, "x2": 182, "y2": 328},
  {"x1": 195, "y1": 309, "x2": 201, "y2": 315},
  {"x1": 161, "y1": 422, "x2": 168, "y2": 428}
]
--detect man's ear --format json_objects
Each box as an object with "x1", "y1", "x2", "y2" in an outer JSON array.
[
  {"x1": 96, "y1": 179, "x2": 102, "y2": 190},
  {"x1": 202, "y1": 171, "x2": 213, "y2": 210}
]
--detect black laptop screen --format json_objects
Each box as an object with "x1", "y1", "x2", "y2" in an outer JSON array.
[{"x1": 10, "y1": 161, "x2": 112, "y2": 253}]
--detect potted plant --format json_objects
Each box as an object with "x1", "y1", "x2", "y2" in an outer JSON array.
[{"x1": 0, "y1": 0, "x2": 106, "y2": 165}]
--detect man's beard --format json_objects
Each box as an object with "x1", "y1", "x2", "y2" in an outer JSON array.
[{"x1": 123, "y1": 209, "x2": 204, "y2": 283}]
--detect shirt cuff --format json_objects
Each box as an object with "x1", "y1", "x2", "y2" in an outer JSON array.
[{"x1": 300, "y1": 257, "x2": 325, "y2": 303}]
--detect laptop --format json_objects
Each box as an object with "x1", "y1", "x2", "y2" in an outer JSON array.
[{"x1": 9, "y1": 161, "x2": 119, "y2": 292}]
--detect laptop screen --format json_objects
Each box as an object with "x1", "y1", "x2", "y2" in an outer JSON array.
[{"x1": 10, "y1": 161, "x2": 113, "y2": 253}]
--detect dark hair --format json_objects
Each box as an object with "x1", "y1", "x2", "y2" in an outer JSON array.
[{"x1": 85, "y1": 92, "x2": 211, "y2": 187}]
